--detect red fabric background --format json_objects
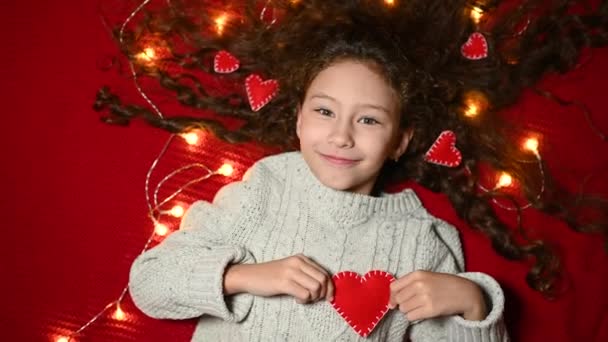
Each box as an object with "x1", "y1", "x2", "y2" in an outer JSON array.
[{"x1": 2, "y1": 1, "x2": 607, "y2": 341}]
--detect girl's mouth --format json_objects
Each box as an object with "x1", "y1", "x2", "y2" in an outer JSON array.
[{"x1": 319, "y1": 153, "x2": 360, "y2": 166}]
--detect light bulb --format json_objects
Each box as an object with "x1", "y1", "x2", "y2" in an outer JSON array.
[
  {"x1": 56, "y1": 337, "x2": 70, "y2": 342},
  {"x1": 217, "y1": 163, "x2": 234, "y2": 177},
  {"x1": 170, "y1": 205, "x2": 185, "y2": 218},
  {"x1": 215, "y1": 13, "x2": 229, "y2": 35},
  {"x1": 155, "y1": 222, "x2": 169, "y2": 236},
  {"x1": 181, "y1": 132, "x2": 199, "y2": 145},
  {"x1": 524, "y1": 137, "x2": 539, "y2": 155},
  {"x1": 470, "y1": 6, "x2": 484, "y2": 24},
  {"x1": 464, "y1": 103, "x2": 479, "y2": 117},
  {"x1": 497, "y1": 172, "x2": 513, "y2": 188},
  {"x1": 384, "y1": 0, "x2": 395, "y2": 6},
  {"x1": 113, "y1": 306, "x2": 126, "y2": 321},
  {"x1": 462, "y1": 90, "x2": 488, "y2": 118},
  {"x1": 136, "y1": 47, "x2": 157, "y2": 63}
]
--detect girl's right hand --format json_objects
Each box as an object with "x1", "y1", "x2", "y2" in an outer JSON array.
[{"x1": 224, "y1": 254, "x2": 334, "y2": 304}]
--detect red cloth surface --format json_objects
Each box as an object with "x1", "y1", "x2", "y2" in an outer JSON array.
[{"x1": 2, "y1": 1, "x2": 607, "y2": 341}]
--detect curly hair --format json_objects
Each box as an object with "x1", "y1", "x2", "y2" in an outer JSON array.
[{"x1": 94, "y1": 0, "x2": 608, "y2": 297}]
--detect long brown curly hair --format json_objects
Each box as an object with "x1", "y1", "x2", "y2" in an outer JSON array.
[{"x1": 94, "y1": 0, "x2": 608, "y2": 296}]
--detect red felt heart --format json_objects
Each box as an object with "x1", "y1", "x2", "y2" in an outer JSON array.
[
  {"x1": 461, "y1": 32, "x2": 488, "y2": 60},
  {"x1": 330, "y1": 270, "x2": 395, "y2": 338},
  {"x1": 245, "y1": 74, "x2": 279, "y2": 112},
  {"x1": 214, "y1": 50, "x2": 240, "y2": 74},
  {"x1": 424, "y1": 130, "x2": 462, "y2": 167}
]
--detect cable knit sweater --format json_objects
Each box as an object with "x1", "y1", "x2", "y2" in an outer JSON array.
[{"x1": 129, "y1": 151, "x2": 509, "y2": 341}]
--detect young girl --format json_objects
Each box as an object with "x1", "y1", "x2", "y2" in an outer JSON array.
[{"x1": 95, "y1": 0, "x2": 608, "y2": 340}]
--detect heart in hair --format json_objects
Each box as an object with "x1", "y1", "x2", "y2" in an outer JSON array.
[
  {"x1": 461, "y1": 32, "x2": 489, "y2": 60},
  {"x1": 245, "y1": 74, "x2": 279, "y2": 112}
]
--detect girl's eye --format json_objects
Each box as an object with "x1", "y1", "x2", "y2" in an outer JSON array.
[
  {"x1": 359, "y1": 117, "x2": 380, "y2": 125},
  {"x1": 314, "y1": 108, "x2": 333, "y2": 117}
]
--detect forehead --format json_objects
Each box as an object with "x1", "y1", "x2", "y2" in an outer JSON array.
[{"x1": 306, "y1": 60, "x2": 398, "y2": 111}]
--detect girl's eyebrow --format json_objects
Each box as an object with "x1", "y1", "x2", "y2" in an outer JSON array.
[
  {"x1": 310, "y1": 93, "x2": 337, "y2": 102},
  {"x1": 310, "y1": 93, "x2": 391, "y2": 114}
]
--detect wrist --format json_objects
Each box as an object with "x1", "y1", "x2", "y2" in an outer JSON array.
[
  {"x1": 462, "y1": 303, "x2": 487, "y2": 321},
  {"x1": 461, "y1": 282, "x2": 488, "y2": 321},
  {"x1": 224, "y1": 263, "x2": 250, "y2": 295}
]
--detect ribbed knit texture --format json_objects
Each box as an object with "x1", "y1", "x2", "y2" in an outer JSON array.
[{"x1": 129, "y1": 152, "x2": 509, "y2": 341}]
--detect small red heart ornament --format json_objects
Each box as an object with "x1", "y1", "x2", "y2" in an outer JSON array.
[
  {"x1": 424, "y1": 130, "x2": 462, "y2": 167},
  {"x1": 461, "y1": 32, "x2": 488, "y2": 60},
  {"x1": 245, "y1": 74, "x2": 279, "y2": 112},
  {"x1": 214, "y1": 50, "x2": 240, "y2": 74},
  {"x1": 330, "y1": 270, "x2": 395, "y2": 337}
]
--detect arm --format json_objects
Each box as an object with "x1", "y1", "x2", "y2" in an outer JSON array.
[
  {"x1": 406, "y1": 219, "x2": 510, "y2": 341},
  {"x1": 128, "y1": 165, "x2": 266, "y2": 322}
]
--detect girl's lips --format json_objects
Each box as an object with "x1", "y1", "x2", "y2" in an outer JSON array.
[{"x1": 320, "y1": 153, "x2": 360, "y2": 166}]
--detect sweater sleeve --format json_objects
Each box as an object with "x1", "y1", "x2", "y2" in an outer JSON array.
[
  {"x1": 408, "y1": 218, "x2": 510, "y2": 342},
  {"x1": 128, "y1": 163, "x2": 268, "y2": 322}
]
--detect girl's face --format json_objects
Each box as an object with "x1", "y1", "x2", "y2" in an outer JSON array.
[{"x1": 296, "y1": 60, "x2": 412, "y2": 195}]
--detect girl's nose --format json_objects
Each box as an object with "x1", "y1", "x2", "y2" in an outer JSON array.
[{"x1": 328, "y1": 122, "x2": 354, "y2": 148}]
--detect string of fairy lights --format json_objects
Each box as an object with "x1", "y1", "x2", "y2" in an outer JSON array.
[{"x1": 54, "y1": 0, "x2": 597, "y2": 340}]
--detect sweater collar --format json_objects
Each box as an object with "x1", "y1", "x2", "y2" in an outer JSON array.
[{"x1": 290, "y1": 152, "x2": 422, "y2": 226}]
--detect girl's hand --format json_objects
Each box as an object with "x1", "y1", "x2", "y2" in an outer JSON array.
[
  {"x1": 224, "y1": 254, "x2": 334, "y2": 304},
  {"x1": 389, "y1": 270, "x2": 487, "y2": 321}
]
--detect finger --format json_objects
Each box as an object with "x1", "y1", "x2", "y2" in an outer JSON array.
[
  {"x1": 397, "y1": 293, "x2": 424, "y2": 315},
  {"x1": 292, "y1": 269, "x2": 324, "y2": 301},
  {"x1": 326, "y1": 277, "x2": 335, "y2": 302},
  {"x1": 299, "y1": 258, "x2": 334, "y2": 301},
  {"x1": 390, "y1": 270, "x2": 427, "y2": 294},
  {"x1": 393, "y1": 283, "x2": 420, "y2": 306},
  {"x1": 286, "y1": 280, "x2": 312, "y2": 304},
  {"x1": 403, "y1": 304, "x2": 431, "y2": 322},
  {"x1": 390, "y1": 280, "x2": 420, "y2": 309},
  {"x1": 298, "y1": 262, "x2": 330, "y2": 300},
  {"x1": 299, "y1": 256, "x2": 331, "y2": 280}
]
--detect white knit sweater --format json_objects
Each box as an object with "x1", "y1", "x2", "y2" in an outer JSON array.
[{"x1": 129, "y1": 152, "x2": 509, "y2": 341}]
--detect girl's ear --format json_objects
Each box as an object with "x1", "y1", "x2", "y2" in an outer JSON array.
[
  {"x1": 296, "y1": 105, "x2": 302, "y2": 139},
  {"x1": 393, "y1": 127, "x2": 414, "y2": 160}
]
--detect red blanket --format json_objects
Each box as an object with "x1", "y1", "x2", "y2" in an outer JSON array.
[{"x1": 2, "y1": 1, "x2": 606, "y2": 341}]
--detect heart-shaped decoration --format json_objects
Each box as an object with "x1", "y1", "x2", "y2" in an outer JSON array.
[
  {"x1": 330, "y1": 270, "x2": 395, "y2": 337},
  {"x1": 245, "y1": 74, "x2": 279, "y2": 112},
  {"x1": 461, "y1": 32, "x2": 488, "y2": 60},
  {"x1": 214, "y1": 50, "x2": 240, "y2": 74},
  {"x1": 424, "y1": 130, "x2": 462, "y2": 167}
]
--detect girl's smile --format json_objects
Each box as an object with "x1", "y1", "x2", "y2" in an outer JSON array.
[{"x1": 318, "y1": 152, "x2": 361, "y2": 167}]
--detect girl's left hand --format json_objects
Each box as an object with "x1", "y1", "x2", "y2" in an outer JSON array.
[{"x1": 389, "y1": 270, "x2": 487, "y2": 322}]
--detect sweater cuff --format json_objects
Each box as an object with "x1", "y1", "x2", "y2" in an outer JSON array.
[
  {"x1": 447, "y1": 272, "x2": 509, "y2": 341},
  {"x1": 187, "y1": 245, "x2": 256, "y2": 323}
]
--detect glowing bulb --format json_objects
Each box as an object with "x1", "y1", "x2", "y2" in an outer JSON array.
[
  {"x1": 136, "y1": 47, "x2": 156, "y2": 63},
  {"x1": 497, "y1": 172, "x2": 513, "y2": 188},
  {"x1": 464, "y1": 103, "x2": 479, "y2": 117},
  {"x1": 384, "y1": 0, "x2": 395, "y2": 6},
  {"x1": 155, "y1": 222, "x2": 169, "y2": 236},
  {"x1": 181, "y1": 132, "x2": 199, "y2": 145},
  {"x1": 217, "y1": 163, "x2": 234, "y2": 177},
  {"x1": 524, "y1": 138, "x2": 539, "y2": 155},
  {"x1": 470, "y1": 6, "x2": 484, "y2": 24},
  {"x1": 462, "y1": 90, "x2": 488, "y2": 118},
  {"x1": 215, "y1": 13, "x2": 229, "y2": 35},
  {"x1": 113, "y1": 306, "x2": 126, "y2": 321},
  {"x1": 56, "y1": 337, "x2": 70, "y2": 342},
  {"x1": 170, "y1": 205, "x2": 185, "y2": 218}
]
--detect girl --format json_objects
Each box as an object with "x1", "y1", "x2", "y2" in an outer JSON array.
[{"x1": 95, "y1": 0, "x2": 608, "y2": 340}]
